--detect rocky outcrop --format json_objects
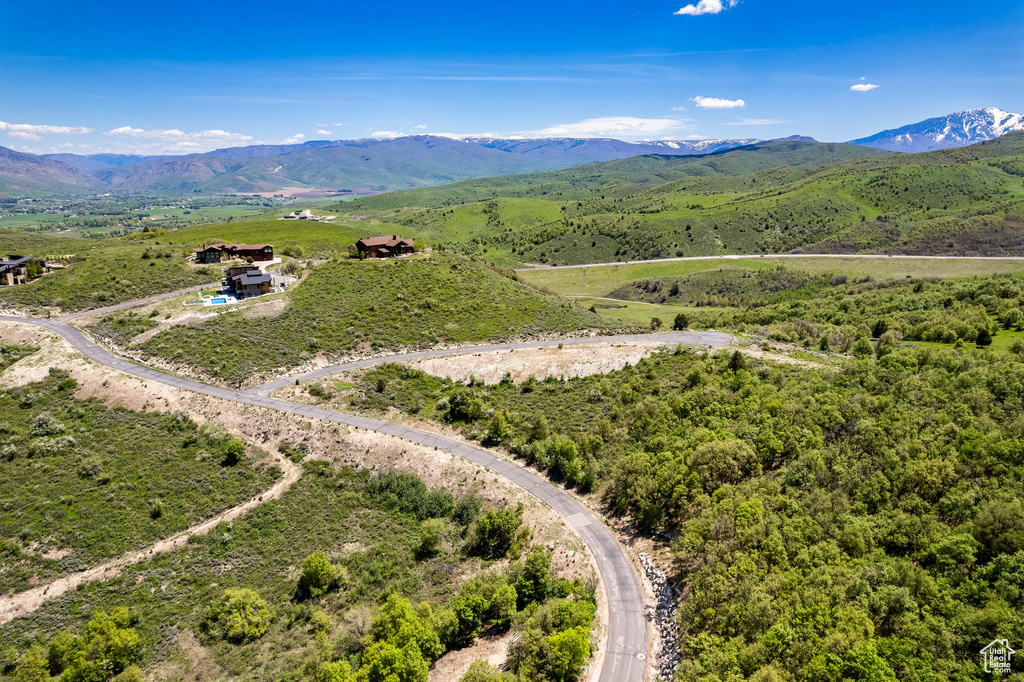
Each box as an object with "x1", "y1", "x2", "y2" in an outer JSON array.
[{"x1": 640, "y1": 552, "x2": 680, "y2": 681}]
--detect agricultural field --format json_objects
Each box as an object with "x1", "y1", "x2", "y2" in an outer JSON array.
[
  {"x1": 0, "y1": 370, "x2": 280, "y2": 592},
  {"x1": 330, "y1": 134, "x2": 1024, "y2": 267},
  {"x1": 0, "y1": 459, "x2": 595, "y2": 682},
  {"x1": 135, "y1": 253, "x2": 619, "y2": 385}
]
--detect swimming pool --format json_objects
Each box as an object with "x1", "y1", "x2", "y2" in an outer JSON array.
[{"x1": 202, "y1": 295, "x2": 238, "y2": 307}]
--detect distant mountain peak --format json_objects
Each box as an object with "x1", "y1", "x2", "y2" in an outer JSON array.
[
  {"x1": 771, "y1": 135, "x2": 818, "y2": 143},
  {"x1": 849, "y1": 108, "x2": 1024, "y2": 152}
]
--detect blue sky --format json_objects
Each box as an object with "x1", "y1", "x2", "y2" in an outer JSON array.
[{"x1": 2, "y1": 0, "x2": 1023, "y2": 155}]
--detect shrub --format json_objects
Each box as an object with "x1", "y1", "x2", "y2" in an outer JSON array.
[
  {"x1": 298, "y1": 551, "x2": 348, "y2": 597},
  {"x1": 222, "y1": 439, "x2": 245, "y2": 465},
  {"x1": 472, "y1": 504, "x2": 525, "y2": 558},
  {"x1": 203, "y1": 588, "x2": 272, "y2": 643},
  {"x1": 673, "y1": 312, "x2": 689, "y2": 330}
]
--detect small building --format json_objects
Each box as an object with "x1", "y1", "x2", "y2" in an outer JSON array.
[
  {"x1": 356, "y1": 235, "x2": 415, "y2": 259},
  {"x1": 0, "y1": 255, "x2": 48, "y2": 286},
  {"x1": 222, "y1": 264, "x2": 272, "y2": 300},
  {"x1": 194, "y1": 243, "x2": 274, "y2": 264}
]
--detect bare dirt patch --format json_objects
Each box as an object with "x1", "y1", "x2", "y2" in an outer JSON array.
[
  {"x1": 407, "y1": 341, "x2": 674, "y2": 385},
  {"x1": 430, "y1": 631, "x2": 513, "y2": 681}
]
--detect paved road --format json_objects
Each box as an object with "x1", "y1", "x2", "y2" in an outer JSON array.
[
  {"x1": 251, "y1": 330, "x2": 733, "y2": 395},
  {"x1": 59, "y1": 283, "x2": 220, "y2": 321},
  {"x1": 1, "y1": 314, "x2": 661, "y2": 682},
  {"x1": 516, "y1": 252, "x2": 1024, "y2": 272}
]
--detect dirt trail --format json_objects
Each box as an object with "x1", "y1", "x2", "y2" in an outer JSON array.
[{"x1": 0, "y1": 457, "x2": 300, "y2": 625}]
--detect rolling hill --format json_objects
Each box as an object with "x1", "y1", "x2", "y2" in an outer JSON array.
[
  {"x1": 466, "y1": 137, "x2": 758, "y2": 164},
  {"x1": 334, "y1": 134, "x2": 1024, "y2": 265},
  {"x1": 0, "y1": 145, "x2": 104, "y2": 196}
]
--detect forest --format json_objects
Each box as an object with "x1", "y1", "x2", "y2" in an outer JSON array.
[{"x1": 340, "y1": 275, "x2": 1024, "y2": 680}]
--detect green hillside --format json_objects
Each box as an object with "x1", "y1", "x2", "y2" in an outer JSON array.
[
  {"x1": 137, "y1": 253, "x2": 619, "y2": 384},
  {"x1": 0, "y1": 230, "x2": 217, "y2": 314},
  {"x1": 329, "y1": 135, "x2": 1024, "y2": 266}
]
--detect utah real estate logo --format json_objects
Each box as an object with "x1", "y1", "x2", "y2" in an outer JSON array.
[{"x1": 981, "y1": 639, "x2": 1015, "y2": 674}]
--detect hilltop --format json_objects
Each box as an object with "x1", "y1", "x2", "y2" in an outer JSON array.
[{"x1": 331, "y1": 134, "x2": 1024, "y2": 266}]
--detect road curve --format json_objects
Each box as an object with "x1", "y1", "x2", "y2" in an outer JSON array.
[
  {"x1": 252, "y1": 330, "x2": 732, "y2": 396},
  {"x1": 0, "y1": 315, "x2": 656, "y2": 682}
]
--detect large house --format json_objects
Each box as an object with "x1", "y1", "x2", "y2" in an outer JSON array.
[
  {"x1": 195, "y1": 243, "x2": 274, "y2": 264},
  {"x1": 0, "y1": 255, "x2": 48, "y2": 286},
  {"x1": 355, "y1": 235, "x2": 415, "y2": 259},
  {"x1": 223, "y1": 265, "x2": 272, "y2": 300}
]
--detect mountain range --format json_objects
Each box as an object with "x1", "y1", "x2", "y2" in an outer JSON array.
[
  {"x1": 1, "y1": 108, "x2": 1021, "y2": 197},
  {"x1": 848, "y1": 107, "x2": 1024, "y2": 152}
]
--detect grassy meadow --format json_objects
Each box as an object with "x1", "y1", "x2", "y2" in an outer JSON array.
[
  {"x1": 137, "y1": 253, "x2": 620, "y2": 385},
  {"x1": 0, "y1": 230, "x2": 218, "y2": 314},
  {"x1": 0, "y1": 370, "x2": 280, "y2": 592},
  {"x1": 518, "y1": 256, "x2": 1024, "y2": 299},
  {"x1": 0, "y1": 459, "x2": 595, "y2": 682}
]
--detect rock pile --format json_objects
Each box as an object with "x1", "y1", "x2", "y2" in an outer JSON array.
[{"x1": 640, "y1": 552, "x2": 680, "y2": 681}]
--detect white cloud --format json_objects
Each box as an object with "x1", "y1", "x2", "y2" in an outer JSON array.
[
  {"x1": 315, "y1": 129, "x2": 332, "y2": 135},
  {"x1": 8, "y1": 131, "x2": 42, "y2": 141},
  {"x1": 281, "y1": 133, "x2": 305, "y2": 144},
  {"x1": 850, "y1": 83, "x2": 879, "y2": 92},
  {"x1": 103, "y1": 126, "x2": 254, "y2": 153},
  {"x1": 369, "y1": 130, "x2": 403, "y2": 138},
  {"x1": 671, "y1": 105, "x2": 686, "y2": 112},
  {"x1": 723, "y1": 118, "x2": 788, "y2": 126},
  {"x1": 692, "y1": 96, "x2": 746, "y2": 109},
  {"x1": 412, "y1": 124, "x2": 427, "y2": 130},
  {"x1": 674, "y1": 0, "x2": 737, "y2": 16},
  {"x1": 530, "y1": 116, "x2": 693, "y2": 139},
  {"x1": 0, "y1": 120, "x2": 93, "y2": 136}
]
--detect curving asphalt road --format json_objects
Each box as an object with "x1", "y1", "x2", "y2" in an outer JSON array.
[
  {"x1": 252, "y1": 330, "x2": 732, "y2": 396},
  {"x1": 0, "y1": 314, "x2": 735, "y2": 682}
]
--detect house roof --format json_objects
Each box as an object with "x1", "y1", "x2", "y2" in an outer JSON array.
[
  {"x1": 357, "y1": 235, "x2": 414, "y2": 248},
  {"x1": 195, "y1": 243, "x2": 273, "y2": 253},
  {"x1": 231, "y1": 271, "x2": 272, "y2": 285}
]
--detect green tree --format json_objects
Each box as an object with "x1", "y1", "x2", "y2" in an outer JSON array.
[
  {"x1": 203, "y1": 588, "x2": 271, "y2": 643},
  {"x1": 976, "y1": 327, "x2": 993, "y2": 347},
  {"x1": 727, "y1": 350, "x2": 748, "y2": 372},
  {"x1": 472, "y1": 505, "x2": 524, "y2": 558},
  {"x1": 419, "y1": 518, "x2": 446, "y2": 556},
  {"x1": 547, "y1": 626, "x2": 591, "y2": 681},
  {"x1": 515, "y1": 546, "x2": 553, "y2": 608},
  {"x1": 460, "y1": 660, "x2": 516, "y2": 682},
  {"x1": 650, "y1": 317, "x2": 663, "y2": 330},
  {"x1": 222, "y1": 439, "x2": 245, "y2": 465},
  {"x1": 673, "y1": 312, "x2": 689, "y2": 330},
  {"x1": 299, "y1": 551, "x2": 348, "y2": 597},
  {"x1": 852, "y1": 337, "x2": 874, "y2": 357},
  {"x1": 372, "y1": 594, "x2": 443, "y2": 660},
  {"x1": 356, "y1": 640, "x2": 428, "y2": 682},
  {"x1": 13, "y1": 647, "x2": 48, "y2": 682}
]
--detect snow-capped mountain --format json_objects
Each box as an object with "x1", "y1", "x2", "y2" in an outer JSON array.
[
  {"x1": 849, "y1": 108, "x2": 1024, "y2": 152},
  {"x1": 465, "y1": 137, "x2": 759, "y2": 164}
]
